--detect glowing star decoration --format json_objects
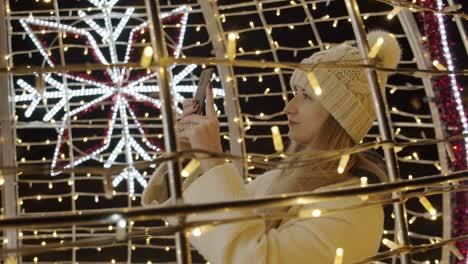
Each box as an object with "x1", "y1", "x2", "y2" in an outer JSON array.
[{"x1": 14, "y1": 1, "x2": 225, "y2": 195}]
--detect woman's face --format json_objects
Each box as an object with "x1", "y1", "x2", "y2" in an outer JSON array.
[{"x1": 284, "y1": 86, "x2": 330, "y2": 145}]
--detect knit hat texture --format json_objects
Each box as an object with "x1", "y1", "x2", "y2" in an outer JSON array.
[{"x1": 289, "y1": 30, "x2": 401, "y2": 143}]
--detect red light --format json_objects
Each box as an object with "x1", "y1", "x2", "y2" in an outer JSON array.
[{"x1": 453, "y1": 145, "x2": 459, "y2": 150}]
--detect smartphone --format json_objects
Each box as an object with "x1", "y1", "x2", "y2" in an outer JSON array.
[{"x1": 193, "y1": 68, "x2": 214, "y2": 116}]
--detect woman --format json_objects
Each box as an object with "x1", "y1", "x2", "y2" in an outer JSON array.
[{"x1": 142, "y1": 30, "x2": 401, "y2": 263}]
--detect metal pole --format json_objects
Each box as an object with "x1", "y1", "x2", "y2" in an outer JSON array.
[
  {"x1": 397, "y1": 9, "x2": 452, "y2": 263},
  {"x1": 343, "y1": 0, "x2": 411, "y2": 263},
  {"x1": 0, "y1": 0, "x2": 18, "y2": 262},
  {"x1": 145, "y1": 1, "x2": 191, "y2": 263}
]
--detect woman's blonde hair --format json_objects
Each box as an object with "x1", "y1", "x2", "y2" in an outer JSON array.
[
  {"x1": 267, "y1": 114, "x2": 387, "y2": 196},
  {"x1": 262, "y1": 115, "x2": 387, "y2": 230}
]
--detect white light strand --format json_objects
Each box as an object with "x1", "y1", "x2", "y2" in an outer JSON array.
[
  {"x1": 112, "y1": 8, "x2": 135, "y2": 41},
  {"x1": 78, "y1": 10, "x2": 109, "y2": 41},
  {"x1": 165, "y1": 6, "x2": 190, "y2": 58},
  {"x1": 123, "y1": 22, "x2": 148, "y2": 65},
  {"x1": 434, "y1": 0, "x2": 468, "y2": 165},
  {"x1": 15, "y1": 4, "x2": 194, "y2": 195},
  {"x1": 172, "y1": 64, "x2": 197, "y2": 85}
]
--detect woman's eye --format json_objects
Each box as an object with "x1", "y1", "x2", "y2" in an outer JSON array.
[{"x1": 303, "y1": 93, "x2": 312, "y2": 100}]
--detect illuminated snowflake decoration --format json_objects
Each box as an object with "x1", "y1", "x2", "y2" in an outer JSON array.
[{"x1": 14, "y1": 0, "x2": 224, "y2": 194}]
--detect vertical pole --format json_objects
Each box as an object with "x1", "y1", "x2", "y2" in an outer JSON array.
[
  {"x1": 343, "y1": 0, "x2": 411, "y2": 263},
  {"x1": 0, "y1": 0, "x2": 18, "y2": 261},
  {"x1": 145, "y1": 1, "x2": 191, "y2": 263},
  {"x1": 398, "y1": 9, "x2": 451, "y2": 263}
]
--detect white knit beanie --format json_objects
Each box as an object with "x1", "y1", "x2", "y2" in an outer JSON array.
[{"x1": 289, "y1": 30, "x2": 401, "y2": 143}]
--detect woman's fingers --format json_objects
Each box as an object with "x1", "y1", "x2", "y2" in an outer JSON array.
[
  {"x1": 177, "y1": 114, "x2": 206, "y2": 124},
  {"x1": 181, "y1": 100, "x2": 199, "y2": 118}
]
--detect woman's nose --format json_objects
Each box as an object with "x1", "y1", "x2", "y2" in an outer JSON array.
[{"x1": 283, "y1": 95, "x2": 298, "y2": 115}]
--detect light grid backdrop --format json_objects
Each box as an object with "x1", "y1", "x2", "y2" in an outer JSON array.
[{"x1": 1, "y1": 0, "x2": 467, "y2": 263}]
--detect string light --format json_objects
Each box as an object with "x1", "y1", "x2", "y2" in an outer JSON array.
[
  {"x1": 271, "y1": 126, "x2": 284, "y2": 152},
  {"x1": 418, "y1": 196, "x2": 437, "y2": 217},
  {"x1": 386, "y1": 7, "x2": 401, "y2": 20},
  {"x1": 140, "y1": 46, "x2": 154, "y2": 68},
  {"x1": 226, "y1": 32, "x2": 237, "y2": 60},
  {"x1": 116, "y1": 219, "x2": 127, "y2": 240},
  {"x1": 337, "y1": 154, "x2": 350, "y2": 174},
  {"x1": 273, "y1": 41, "x2": 279, "y2": 48},
  {"x1": 332, "y1": 19, "x2": 338, "y2": 28},
  {"x1": 368, "y1": 37, "x2": 384, "y2": 58},
  {"x1": 382, "y1": 238, "x2": 400, "y2": 249},
  {"x1": 432, "y1": 60, "x2": 447, "y2": 71},
  {"x1": 360, "y1": 177, "x2": 368, "y2": 200},
  {"x1": 306, "y1": 72, "x2": 322, "y2": 95},
  {"x1": 298, "y1": 208, "x2": 322, "y2": 218},
  {"x1": 334, "y1": 248, "x2": 344, "y2": 264},
  {"x1": 181, "y1": 159, "x2": 200, "y2": 177},
  {"x1": 187, "y1": 225, "x2": 213, "y2": 237}
]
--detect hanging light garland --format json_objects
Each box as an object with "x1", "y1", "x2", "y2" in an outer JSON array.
[{"x1": 416, "y1": 0, "x2": 468, "y2": 261}]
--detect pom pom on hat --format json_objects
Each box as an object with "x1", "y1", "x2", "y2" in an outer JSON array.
[
  {"x1": 289, "y1": 30, "x2": 401, "y2": 143},
  {"x1": 367, "y1": 29, "x2": 401, "y2": 69}
]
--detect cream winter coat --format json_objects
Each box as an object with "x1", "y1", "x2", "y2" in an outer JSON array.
[{"x1": 142, "y1": 162, "x2": 384, "y2": 264}]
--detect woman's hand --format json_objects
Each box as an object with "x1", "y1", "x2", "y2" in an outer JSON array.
[
  {"x1": 176, "y1": 99, "x2": 200, "y2": 151},
  {"x1": 177, "y1": 84, "x2": 224, "y2": 173}
]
